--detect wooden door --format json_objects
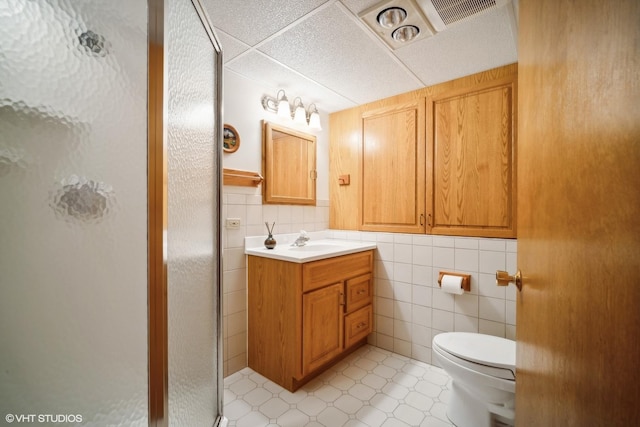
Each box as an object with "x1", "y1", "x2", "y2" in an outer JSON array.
[
  {"x1": 517, "y1": 0, "x2": 640, "y2": 425},
  {"x1": 302, "y1": 283, "x2": 344, "y2": 374},
  {"x1": 361, "y1": 100, "x2": 426, "y2": 233}
]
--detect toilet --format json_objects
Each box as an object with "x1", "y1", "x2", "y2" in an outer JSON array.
[{"x1": 432, "y1": 332, "x2": 516, "y2": 427}]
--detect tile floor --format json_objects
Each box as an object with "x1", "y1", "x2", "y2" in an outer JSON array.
[{"x1": 223, "y1": 345, "x2": 455, "y2": 427}]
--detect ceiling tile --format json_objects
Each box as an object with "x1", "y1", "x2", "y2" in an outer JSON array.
[
  {"x1": 258, "y1": 3, "x2": 423, "y2": 105},
  {"x1": 214, "y1": 30, "x2": 250, "y2": 63},
  {"x1": 395, "y1": 6, "x2": 518, "y2": 86},
  {"x1": 339, "y1": 0, "x2": 386, "y2": 15},
  {"x1": 204, "y1": 0, "x2": 328, "y2": 46},
  {"x1": 226, "y1": 51, "x2": 357, "y2": 112}
]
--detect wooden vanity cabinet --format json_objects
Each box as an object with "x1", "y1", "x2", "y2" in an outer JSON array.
[{"x1": 248, "y1": 250, "x2": 373, "y2": 391}]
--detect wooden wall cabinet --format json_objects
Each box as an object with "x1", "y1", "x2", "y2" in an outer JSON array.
[
  {"x1": 262, "y1": 121, "x2": 317, "y2": 205},
  {"x1": 426, "y1": 74, "x2": 517, "y2": 238},
  {"x1": 361, "y1": 100, "x2": 426, "y2": 233},
  {"x1": 248, "y1": 251, "x2": 373, "y2": 391},
  {"x1": 329, "y1": 63, "x2": 518, "y2": 238}
]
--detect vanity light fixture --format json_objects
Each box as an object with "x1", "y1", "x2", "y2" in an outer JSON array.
[{"x1": 261, "y1": 90, "x2": 322, "y2": 131}]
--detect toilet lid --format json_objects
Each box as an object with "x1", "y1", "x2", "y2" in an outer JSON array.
[{"x1": 433, "y1": 332, "x2": 516, "y2": 372}]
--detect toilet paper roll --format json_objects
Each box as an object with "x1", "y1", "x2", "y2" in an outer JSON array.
[{"x1": 441, "y1": 274, "x2": 465, "y2": 295}]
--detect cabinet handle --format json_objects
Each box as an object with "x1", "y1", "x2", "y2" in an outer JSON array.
[
  {"x1": 339, "y1": 292, "x2": 345, "y2": 306},
  {"x1": 357, "y1": 322, "x2": 366, "y2": 329},
  {"x1": 420, "y1": 214, "x2": 425, "y2": 226},
  {"x1": 357, "y1": 289, "x2": 366, "y2": 295},
  {"x1": 428, "y1": 214, "x2": 432, "y2": 227}
]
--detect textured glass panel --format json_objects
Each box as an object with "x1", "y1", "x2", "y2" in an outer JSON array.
[
  {"x1": 0, "y1": 0, "x2": 148, "y2": 425},
  {"x1": 167, "y1": 0, "x2": 219, "y2": 425}
]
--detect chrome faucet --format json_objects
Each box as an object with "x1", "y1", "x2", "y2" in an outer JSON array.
[{"x1": 291, "y1": 230, "x2": 310, "y2": 247}]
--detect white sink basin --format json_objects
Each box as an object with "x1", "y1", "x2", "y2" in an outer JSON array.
[
  {"x1": 245, "y1": 239, "x2": 376, "y2": 263},
  {"x1": 288, "y1": 243, "x2": 342, "y2": 252}
]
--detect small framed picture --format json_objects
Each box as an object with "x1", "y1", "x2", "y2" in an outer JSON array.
[{"x1": 223, "y1": 124, "x2": 240, "y2": 153}]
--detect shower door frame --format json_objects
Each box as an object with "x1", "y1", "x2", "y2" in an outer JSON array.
[{"x1": 148, "y1": 0, "x2": 224, "y2": 425}]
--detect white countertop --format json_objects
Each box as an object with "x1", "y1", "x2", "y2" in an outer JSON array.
[{"x1": 244, "y1": 231, "x2": 376, "y2": 263}]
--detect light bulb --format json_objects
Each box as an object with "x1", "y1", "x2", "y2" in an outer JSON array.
[
  {"x1": 308, "y1": 111, "x2": 321, "y2": 130},
  {"x1": 276, "y1": 90, "x2": 291, "y2": 119},
  {"x1": 293, "y1": 98, "x2": 306, "y2": 124}
]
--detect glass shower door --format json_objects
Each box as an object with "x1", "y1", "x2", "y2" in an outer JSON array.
[
  {"x1": 0, "y1": 0, "x2": 224, "y2": 425},
  {"x1": 165, "y1": 0, "x2": 223, "y2": 425},
  {"x1": 0, "y1": 0, "x2": 150, "y2": 424}
]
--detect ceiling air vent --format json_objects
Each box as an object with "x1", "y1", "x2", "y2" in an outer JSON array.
[{"x1": 416, "y1": 0, "x2": 511, "y2": 32}]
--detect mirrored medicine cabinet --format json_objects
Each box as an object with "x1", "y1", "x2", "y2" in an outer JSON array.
[{"x1": 262, "y1": 121, "x2": 317, "y2": 205}]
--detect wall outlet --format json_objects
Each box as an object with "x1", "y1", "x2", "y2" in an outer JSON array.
[{"x1": 225, "y1": 218, "x2": 241, "y2": 229}]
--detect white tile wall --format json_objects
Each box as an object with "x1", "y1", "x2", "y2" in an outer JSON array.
[
  {"x1": 223, "y1": 188, "x2": 517, "y2": 376},
  {"x1": 332, "y1": 231, "x2": 518, "y2": 367}
]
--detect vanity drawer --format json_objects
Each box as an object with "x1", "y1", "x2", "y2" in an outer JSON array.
[
  {"x1": 303, "y1": 250, "x2": 373, "y2": 293},
  {"x1": 344, "y1": 305, "x2": 372, "y2": 348},
  {"x1": 345, "y1": 273, "x2": 372, "y2": 313}
]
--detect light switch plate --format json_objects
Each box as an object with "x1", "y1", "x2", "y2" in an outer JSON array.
[{"x1": 225, "y1": 218, "x2": 241, "y2": 229}]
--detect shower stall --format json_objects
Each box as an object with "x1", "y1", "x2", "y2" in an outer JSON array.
[{"x1": 0, "y1": 0, "x2": 224, "y2": 425}]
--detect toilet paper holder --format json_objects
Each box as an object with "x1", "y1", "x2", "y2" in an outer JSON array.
[{"x1": 437, "y1": 271, "x2": 471, "y2": 292}]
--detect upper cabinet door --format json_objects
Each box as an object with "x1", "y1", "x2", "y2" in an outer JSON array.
[
  {"x1": 361, "y1": 100, "x2": 426, "y2": 233},
  {"x1": 427, "y1": 75, "x2": 517, "y2": 238},
  {"x1": 263, "y1": 121, "x2": 317, "y2": 205}
]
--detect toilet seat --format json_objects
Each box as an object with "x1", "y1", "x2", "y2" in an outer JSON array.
[{"x1": 433, "y1": 332, "x2": 515, "y2": 380}]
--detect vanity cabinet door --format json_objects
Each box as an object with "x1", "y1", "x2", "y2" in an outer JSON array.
[{"x1": 302, "y1": 282, "x2": 344, "y2": 375}]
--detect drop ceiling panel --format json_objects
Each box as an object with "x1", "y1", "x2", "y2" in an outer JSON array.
[
  {"x1": 215, "y1": 30, "x2": 250, "y2": 63},
  {"x1": 258, "y1": 3, "x2": 424, "y2": 105},
  {"x1": 341, "y1": 0, "x2": 388, "y2": 15},
  {"x1": 394, "y1": 6, "x2": 517, "y2": 85},
  {"x1": 204, "y1": 0, "x2": 328, "y2": 46},
  {"x1": 226, "y1": 51, "x2": 357, "y2": 112}
]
